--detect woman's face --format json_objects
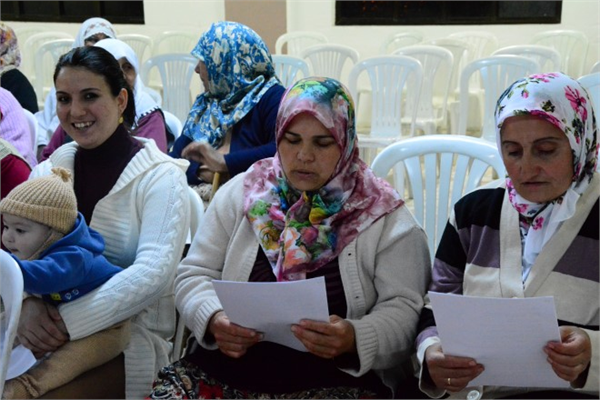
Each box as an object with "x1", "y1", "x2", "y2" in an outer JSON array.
[
  {"x1": 501, "y1": 115, "x2": 574, "y2": 203},
  {"x1": 117, "y1": 57, "x2": 137, "y2": 90},
  {"x1": 195, "y1": 60, "x2": 209, "y2": 92},
  {"x1": 278, "y1": 113, "x2": 341, "y2": 192},
  {"x1": 55, "y1": 66, "x2": 127, "y2": 150}
]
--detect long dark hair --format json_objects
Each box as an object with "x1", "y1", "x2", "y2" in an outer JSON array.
[{"x1": 54, "y1": 46, "x2": 136, "y2": 128}]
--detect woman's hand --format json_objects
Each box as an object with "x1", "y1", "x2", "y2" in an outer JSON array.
[
  {"x1": 208, "y1": 311, "x2": 262, "y2": 358},
  {"x1": 17, "y1": 297, "x2": 69, "y2": 358},
  {"x1": 291, "y1": 315, "x2": 356, "y2": 359},
  {"x1": 425, "y1": 342, "x2": 484, "y2": 392},
  {"x1": 182, "y1": 142, "x2": 227, "y2": 173},
  {"x1": 545, "y1": 326, "x2": 592, "y2": 386}
]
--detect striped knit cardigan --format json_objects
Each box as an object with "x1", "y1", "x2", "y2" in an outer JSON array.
[{"x1": 416, "y1": 174, "x2": 599, "y2": 399}]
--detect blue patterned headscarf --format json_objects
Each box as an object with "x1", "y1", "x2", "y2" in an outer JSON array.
[{"x1": 182, "y1": 21, "x2": 280, "y2": 147}]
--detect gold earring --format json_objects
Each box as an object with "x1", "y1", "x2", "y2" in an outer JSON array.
[{"x1": 119, "y1": 116, "x2": 124, "y2": 124}]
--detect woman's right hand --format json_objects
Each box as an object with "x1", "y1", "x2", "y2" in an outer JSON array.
[
  {"x1": 425, "y1": 342, "x2": 484, "y2": 392},
  {"x1": 208, "y1": 311, "x2": 262, "y2": 358},
  {"x1": 17, "y1": 297, "x2": 69, "y2": 358}
]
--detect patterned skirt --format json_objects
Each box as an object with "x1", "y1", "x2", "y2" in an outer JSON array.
[{"x1": 147, "y1": 359, "x2": 383, "y2": 399}]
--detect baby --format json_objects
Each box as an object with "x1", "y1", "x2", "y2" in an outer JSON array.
[{"x1": 0, "y1": 167, "x2": 130, "y2": 399}]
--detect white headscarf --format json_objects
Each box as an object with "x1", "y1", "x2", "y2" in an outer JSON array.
[
  {"x1": 495, "y1": 72, "x2": 598, "y2": 268},
  {"x1": 94, "y1": 38, "x2": 160, "y2": 126},
  {"x1": 74, "y1": 17, "x2": 117, "y2": 48}
]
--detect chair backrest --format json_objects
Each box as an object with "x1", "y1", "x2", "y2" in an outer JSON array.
[
  {"x1": 348, "y1": 55, "x2": 423, "y2": 140},
  {"x1": 14, "y1": 27, "x2": 53, "y2": 77},
  {"x1": 370, "y1": 135, "x2": 506, "y2": 260},
  {"x1": 272, "y1": 54, "x2": 310, "y2": 87},
  {"x1": 275, "y1": 31, "x2": 328, "y2": 56},
  {"x1": 162, "y1": 109, "x2": 183, "y2": 150},
  {"x1": 33, "y1": 38, "x2": 74, "y2": 104},
  {"x1": 22, "y1": 108, "x2": 38, "y2": 151},
  {"x1": 380, "y1": 30, "x2": 424, "y2": 54},
  {"x1": 448, "y1": 31, "x2": 499, "y2": 63},
  {"x1": 578, "y1": 72, "x2": 600, "y2": 117},
  {"x1": 301, "y1": 44, "x2": 359, "y2": 83},
  {"x1": 0, "y1": 249, "x2": 25, "y2": 395},
  {"x1": 152, "y1": 30, "x2": 197, "y2": 56},
  {"x1": 24, "y1": 32, "x2": 73, "y2": 99},
  {"x1": 393, "y1": 45, "x2": 454, "y2": 134},
  {"x1": 141, "y1": 53, "x2": 197, "y2": 124},
  {"x1": 457, "y1": 55, "x2": 540, "y2": 141},
  {"x1": 425, "y1": 38, "x2": 470, "y2": 94},
  {"x1": 119, "y1": 33, "x2": 154, "y2": 64},
  {"x1": 172, "y1": 187, "x2": 204, "y2": 362},
  {"x1": 531, "y1": 30, "x2": 589, "y2": 78},
  {"x1": 493, "y1": 44, "x2": 562, "y2": 73}
]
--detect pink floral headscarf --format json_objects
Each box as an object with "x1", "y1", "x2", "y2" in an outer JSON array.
[
  {"x1": 0, "y1": 22, "x2": 21, "y2": 76},
  {"x1": 243, "y1": 77, "x2": 403, "y2": 281},
  {"x1": 495, "y1": 72, "x2": 598, "y2": 267}
]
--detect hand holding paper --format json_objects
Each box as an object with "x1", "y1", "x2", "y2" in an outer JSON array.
[
  {"x1": 212, "y1": 277, "x2": 329, "y2": 352},
  {"x1": 428, "y1": 292, "x2": 569, "y2": 388}
]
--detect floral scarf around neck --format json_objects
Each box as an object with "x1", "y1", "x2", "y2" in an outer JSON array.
[
  {"x1": 0, "y1": 22, "x2": 21, "y2": 76},
  {"x1": 495, "y1": 72, "x2": 598, "y2": 267},
  {"x1": 243, "y1": 77, "x2": 404, "y2": 281},
  {"x1": 182, "y1": 21, "x2": 280, "y2": 148}
]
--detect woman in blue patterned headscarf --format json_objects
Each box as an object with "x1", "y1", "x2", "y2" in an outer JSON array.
[{"x1": 170, "y1": 21, "x2": 286, "y2": 192}]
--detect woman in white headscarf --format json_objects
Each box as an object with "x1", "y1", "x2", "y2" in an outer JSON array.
[
  {"x1": 40, "y1": 38, "x2": 169, "y2": 159},
  {"x1": 416, "y1": 72, "x2": 598, "y2": 399},
  {"x1": 36, "y1": 18, "x2": 117, "y2": 157}
]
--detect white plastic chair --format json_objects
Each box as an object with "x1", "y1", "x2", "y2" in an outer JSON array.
[
  {"x1": 301, "y1": 44, "x2": 359, "y2": 83},
  {"x1": 14, "y1": 26, "x2": 52, "y2": 78},
  {"x1": 152, "y1": 30, "x2": 197, "y2": 56},
  {"x1": 33, "y1": 38, "x2": 74, "y2": 107},
  {"x1": 531, "y1": 30, "x2": 589, "y2": 78},
  {"x1": 171, "y1": 188, "x2": 204, "y2": 362},
  {"x1": 493, "y1": 45, "x2": 561, "y2": 73},
  {"x1": 448, "y1": 31, "x2": 499, "y2": 67},
  {"x1": 0, "y1": 249, "x2": 25, "y2": 395},
  {"x1": 393, "y1": 45, "x2": 454, "y2": 134},
  {"x1": 141, "y1": 54, "x2": 197, "y2": 124},
  {"x1": 457, "y1": 55, "x2": 540, "y2": 142},
  {"x1": 163, "y1": 109, "x2": 183, "y2": 150},
  {"x1": 578, "y1": 72, "x2": 600, "y2": 117},
  {"x1": 379, "y1": 31, "x2": 424, "y2": 54},
  {"x1": 119, "y1": 33, "x2": 153, "y2": 64},
  {"x1": 275, "y1": 31, "x2": 328, "y2": 56},
  {"x1": 272, "y1": 55, "x2": 310, "y2": 87},
  {"x1": 370, "y1": 135, "x2": 506, "y2": 260},
  {"x1": 348, "y1": 55, "x2": 423, "y2": 163},
  {"x1": 24, "y1": 32, "x2": 74, "y2": 106},
  {"x1": 591, "y1": 61, "x2": 600, "y2": 74},
  {"x1": 142, "y1": 86, "x2": 162, "y2": 107}
]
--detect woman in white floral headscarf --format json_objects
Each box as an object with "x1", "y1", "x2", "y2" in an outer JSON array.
[{"x1": 416, "y1": 72, "x2": 599, "y2": 399}]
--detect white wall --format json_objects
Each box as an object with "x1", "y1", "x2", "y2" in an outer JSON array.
[
  {"x1": 8, "y1": 0, "x2": 598, "y2": 72},
  {"x1": 287, "y1": 0, "x2": 600, "y2": 74}
]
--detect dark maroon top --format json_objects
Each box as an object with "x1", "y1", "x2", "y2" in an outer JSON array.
[{"x1": 73, "y1": 125, "x2": 142, "y2": 224}]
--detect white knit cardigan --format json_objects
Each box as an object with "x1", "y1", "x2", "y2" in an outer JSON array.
[
  {"x1": 175, "y1": 173, "x2": 432, "y2": 396},
  {"x1": 31, "y1": 138, "x2": 190, "y2": 398}
]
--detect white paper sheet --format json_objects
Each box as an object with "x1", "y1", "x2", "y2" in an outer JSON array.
[
  {"x1": 7, "y1": 344, "x2": 37, "y2": 380},
  {"x1": 429, "y1": 292, "x2": 568, "y2": 388},
  {"x1": 212, "y1": 277, "x2": 329, "y2": 352}
]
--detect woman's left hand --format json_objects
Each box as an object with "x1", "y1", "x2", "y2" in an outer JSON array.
[
  {"x1": 545, "y1": 326, "x2": 591, "y2": 385},
  {"x1": 291, "y1": 315, "x2": 356, "y2": 359},
  {"x1": 181, "y1": 142, "x2": 227, "y2": 173}
]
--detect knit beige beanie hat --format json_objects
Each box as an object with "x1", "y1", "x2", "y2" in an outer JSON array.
[{"x1": 0, "y1": 167, "x2": 78, "y2": 234}]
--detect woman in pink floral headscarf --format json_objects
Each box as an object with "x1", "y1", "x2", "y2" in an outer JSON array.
[
  {"x1": 416, "y1": 72, "x2": 599, "y2": 399},
  {"x1": 148, "y1": 77, "x2": 431, "y2": 399}
]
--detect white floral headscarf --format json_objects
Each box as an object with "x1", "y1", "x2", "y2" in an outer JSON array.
[
  {"x1": 74, "y1": 17, "x2": 117, "y2": 48},
  {"x1": 495, "y1": 72, "x2": 598, "y2": 267}
]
